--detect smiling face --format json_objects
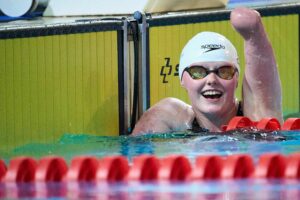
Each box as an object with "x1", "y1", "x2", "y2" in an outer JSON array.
[{"x1": 181, "y1": 61, "x2": 238, "y2": 116}]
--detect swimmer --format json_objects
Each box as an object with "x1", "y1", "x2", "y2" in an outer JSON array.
[{"x1": 132, "y1": 7, "x2": 283, "y2": 135}]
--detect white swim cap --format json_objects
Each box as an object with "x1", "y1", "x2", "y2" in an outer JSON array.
[{"x1": 179, "y1": 31, "x2": 239, "y2": 80}]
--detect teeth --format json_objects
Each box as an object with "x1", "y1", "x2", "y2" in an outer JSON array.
[{"x1": 202, "y1": 90, "x2": 221, "y2": 96}]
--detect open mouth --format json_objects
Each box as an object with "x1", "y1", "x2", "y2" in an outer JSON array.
[{"x1": 201, "y1": 90, "x2": 223, "y2": 99}]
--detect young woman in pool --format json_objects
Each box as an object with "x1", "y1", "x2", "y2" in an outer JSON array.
[{"x1": 132, "y1": 7, "x2": 283, "y2": 135}]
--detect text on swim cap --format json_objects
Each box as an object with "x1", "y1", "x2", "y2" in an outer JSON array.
[
  {"x1": 201, "y1": 44, "x2": 225, "y2": 49},
  {"x1": 201, "y1": 44, "x2": 225, "y2": 53}
]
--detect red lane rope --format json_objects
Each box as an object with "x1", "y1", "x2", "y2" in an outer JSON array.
[
  {"x1": 5, "y1": 157, "x2": 37, "y2": 182},
  {"x1": 159, "y1": 155, "x2": 192, "y2": 181},
  {"x1": 0, "y1": 153, "x2": 300, "y2": 183},
  {"x1": 285, "y1": 153, "x2": 300, "y2": 179},
  {"x1": 256, "y1": 118, "x2": 281, "y2": 131},
  {"x1": 255, "y1": 153, "x2": 286, "y2": 178},
  {"x1": 36, "y1": 156, "x2": 68, "y2": 182},
  {"x1": 282, "y1": 118, "x2": 300, "y2": 130},
  {"x1": 191, "y1": 155, "x2": 223, "y2": 180},
  {"x1": 222, "y1": 154, "x2": 254, "y2": 179},
  {"x1": 225, "y1": 117, "x2": 254, "y2": 131},
  {"x1": 224, "y1": 117, "x2": 300, "y2": 131},
  {"x1": 127, "y1": 155, "x2": 160, "y2": 181},
  {"x1": 97, "y1": 155, "x2": 129, "y2": 182},
  {"x1": 67, "y1": 156, "x2": 99, "y2": 182},
  {"x1": 0, "y1": 160, "x2": 6, "y2": 181}
]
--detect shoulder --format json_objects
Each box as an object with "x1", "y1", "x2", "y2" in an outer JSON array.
[
  {"x1": 150, "y1": 97, "x2": 194, "y2": 121},
  {"x1": 154, "y1": 97, "x2": 192, "y2": 111},
  {"x1": 131, "y1": 97, "x2": 195, "y2": 135}
]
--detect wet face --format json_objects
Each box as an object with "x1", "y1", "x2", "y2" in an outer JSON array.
[{"x1": 181, "y1": 61, "x2": 238, "y2": 116}]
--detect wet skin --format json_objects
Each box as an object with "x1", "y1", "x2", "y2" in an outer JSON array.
[{"x1": 181, "y1": 61, "x2": 239, "y2": 131}]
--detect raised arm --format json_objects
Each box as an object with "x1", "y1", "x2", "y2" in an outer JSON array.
[
  {"x1": 230, "y1": 7, "x2": 283, "y2": 123},
  {"x1": 131, "y1": 97, "x2": 194, "y2": 135}
]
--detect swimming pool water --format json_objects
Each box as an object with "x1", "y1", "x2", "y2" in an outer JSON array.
[
  {"x1": 3, "y1": 130, "x2": 299, "y2": 161},
  {"x1": 1, "y1": 130, "x2": 300, "y2": 199}
]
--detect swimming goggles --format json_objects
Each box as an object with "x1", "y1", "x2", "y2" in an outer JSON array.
[{"x1": 185, "y1": 65, "x2": 237, "y2": 80}]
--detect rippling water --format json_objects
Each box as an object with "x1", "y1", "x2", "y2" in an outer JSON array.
[
  {"x1": 1, "y1": 130, "x2": 300, "y2": 199},
  {"x1": 3, "y1": 129, "x2": 299, "y2": 161}
]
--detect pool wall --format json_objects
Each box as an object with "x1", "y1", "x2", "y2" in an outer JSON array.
[
  {"x1": 0, "y1": 21, "x2": 126, "y2": 150},
  {"x1": 0, "y1": 3, "x2": 299, "y2": 151}
]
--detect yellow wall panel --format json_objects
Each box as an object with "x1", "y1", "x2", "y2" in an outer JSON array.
[
  {"x1": 149, "y1": 14, "x2": 299, "y2": 118},
  {"x1": 82, "y1": 33, "x2": 91, "y2": 134},
  {"x1": 0, "y1": 31, "x2": 120, "y2": 151},
  {"x1": 263, "y1": 15, "x2": 299, "y2": 116},
  {"x1": 28, "y1": 37, "x2": 39, "y2": 143},
  {"x1": 52, "y1": 35, "x2": 62, "y2": 140},
  {"x1": 0, "y1": 39, "x2": 6, "y2": 148}
]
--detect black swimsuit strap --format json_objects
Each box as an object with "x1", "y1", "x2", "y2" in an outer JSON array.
[
  {"x1": 190, "y1": 101, "x2": 243, "y2": 132},
  {"x1": 236, "y1": 101, "x2": 244, "y2": 116},
  {"x1": 190, "y1": 118, "x2": 209, "y2": 132}
]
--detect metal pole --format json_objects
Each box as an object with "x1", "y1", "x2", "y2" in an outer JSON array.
[
  {"x1": 122, "y1": 20, "x2": 131, "y2": 134},
  {"x1": 134, "y1": 11, "x2": 149, "y2": 117}
]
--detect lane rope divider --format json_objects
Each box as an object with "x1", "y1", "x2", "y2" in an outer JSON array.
[
  {"x1": 224, "y1": 117, "x2": 300, "y2": 131},
  {"x1": 1, "y1": 153, "x2": 300, "y2": 183}
]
